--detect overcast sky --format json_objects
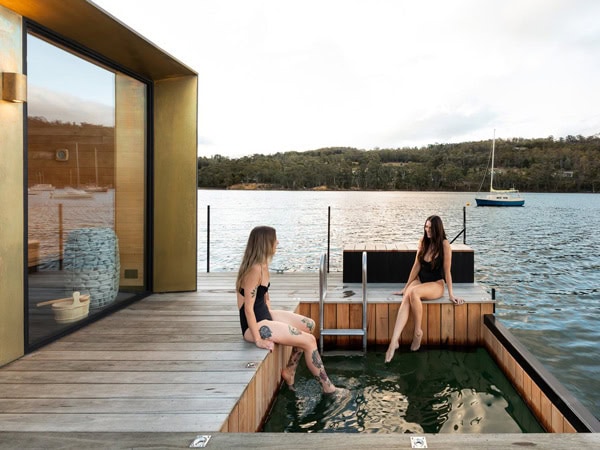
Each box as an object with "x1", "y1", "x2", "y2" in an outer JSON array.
[{"x1": 94, "y1": 0, "x2": 600, "y2": 158}]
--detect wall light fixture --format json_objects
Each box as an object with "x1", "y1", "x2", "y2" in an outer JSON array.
[{"x1": 2, "y1": 72, "x2": 27, "y2": 103}]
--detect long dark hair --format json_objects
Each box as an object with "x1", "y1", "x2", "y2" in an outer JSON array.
[{"x1": 417, "y1": 215, "x2": 446, "y2": 268}]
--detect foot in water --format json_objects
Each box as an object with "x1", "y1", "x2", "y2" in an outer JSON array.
[
  {"x1": 385, "y1": 341, "x2": 399, "y2": 363},
  {"x1": 281, "y1": 368, "x2": 295, "y2": 390},
  {"x1": 324, "y1": 386, "x2": 349, "y2": 397},
  {"x1": 410, "y1": 330, "x2": 423, "y2": 351}
]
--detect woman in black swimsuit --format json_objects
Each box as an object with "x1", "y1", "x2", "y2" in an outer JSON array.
[
  {"x1": 236, "y1": 226, "x2": 337, "y2": 394},
  {"x1": 385, "y1": 215, "x2": 464, "y2": 363}
]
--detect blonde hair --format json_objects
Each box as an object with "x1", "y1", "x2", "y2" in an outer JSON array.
[{"x1": 236, "y1": 226, "x2": 277, "y2": 291}]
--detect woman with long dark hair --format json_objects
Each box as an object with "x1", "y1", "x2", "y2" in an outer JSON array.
[
  {"x1": 236, "y1": 226, "x2": 337, "y2": 394},
  {"x1": 384, "y1": 215, "x2": 464, "y2": 363}
]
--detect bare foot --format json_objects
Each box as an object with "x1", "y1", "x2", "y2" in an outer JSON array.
[
  {"x1": 410, "y1": 330, "x2": 423, "y2": 351},
  {"x1": 385, "y1": 341, "x2": 399, "y2": 363},
  {"x1": 281, "y1": 368, "x2": 295, "y2": 388},
  {"x1": 322, "y1": 383, "x2": 337, "y2": 395},
  {"x1": 324, "y1": 386, "x2": 348, "y2": 397}
]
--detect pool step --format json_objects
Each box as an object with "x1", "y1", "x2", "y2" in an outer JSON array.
[{"x1": 320, "y1": 328, "x2": 366, "y2": 337}]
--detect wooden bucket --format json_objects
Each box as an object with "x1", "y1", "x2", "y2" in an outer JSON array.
[{"x1": 37, "y1": 292, "x2": 91, "y2": 324}]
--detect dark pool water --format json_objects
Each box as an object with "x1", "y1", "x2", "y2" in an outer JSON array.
[{"x1": 262, "y1": 348, "x2": 544, "y2": 433}]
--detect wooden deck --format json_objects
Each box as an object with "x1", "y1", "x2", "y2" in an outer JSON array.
[
  {"x1": 0, "y1": 272, "x2": 318, "y2": 433},
  {"x1": 0, "y1": 272, "x2": 490, "y2": 433},
  {"x1": 1, "y1": 271, "x2": 600, "y2": 446}
]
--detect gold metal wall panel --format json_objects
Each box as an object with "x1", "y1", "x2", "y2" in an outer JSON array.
[
  {"x1": 153, "y1": 75, "x2": 198, "y2": 292},
  {"x1": 0, "y1": 5, "x2": 25, "y2": 365},
  {"x1": 115, "y1": 74, "x2": 146, "y2": 288},
  {"x1": 0, "y1": 0, "x2": 196, "y2": 80}
]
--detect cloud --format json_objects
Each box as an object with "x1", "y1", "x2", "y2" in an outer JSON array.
[
  {"x1": 385, "y1": 108, "x2": 498, "y2": 147},
  {"x1": 93, "y1": 0, "x2": 600, "y2": 156},
  {"x1": 28, "y1": 86, "x2": 114, "y2": 127}
]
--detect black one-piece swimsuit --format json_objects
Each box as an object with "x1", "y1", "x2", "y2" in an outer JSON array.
[{"x1": 239, "y1": 283, "x2": 272, "y2": 336}]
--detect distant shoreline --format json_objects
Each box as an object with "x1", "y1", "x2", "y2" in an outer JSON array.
[{"x1": 205, "y1": 184, "x2": 599, "y2": 194}]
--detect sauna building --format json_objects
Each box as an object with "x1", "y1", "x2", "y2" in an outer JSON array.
[{"x1": 0, "y1": 0, "x2": 198, "y2": 366}]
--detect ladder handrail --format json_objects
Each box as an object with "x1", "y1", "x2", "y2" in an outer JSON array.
[
  {"x1": 361, "y1": 250, "x2": 367, "y2": 352},
  {"x1": 319, "y1": 252, "x2": 327, "y2": 353}
]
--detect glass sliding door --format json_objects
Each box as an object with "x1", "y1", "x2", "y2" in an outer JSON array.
[{"x1": 26, "y1": 31, "x2": 148, "y2": 348}]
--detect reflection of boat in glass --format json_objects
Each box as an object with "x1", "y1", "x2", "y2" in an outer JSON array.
[
  {"x1": 82, "y1": 185, "x2": 109, "y2": 193},
  {"x1": 28, "y1": 184, "x2": 55, "y2": 194},
  {"x1": 475, "y1": 131, "x2": 525, "y2": 207},
  {"x1": 50, "y1": 187, "x2": 94, "y2": 199}
]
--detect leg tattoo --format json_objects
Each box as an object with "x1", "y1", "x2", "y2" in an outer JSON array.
[
  {"x1": 287, "y1": 346, "x2": 303, "y2": 369},
  {"x1": 288, "y1": 325, "x2": 301, "y2": 336},
  {"x1": 259, "y1": 325, "x2": 272, "y2": 340},
  {"x1": 309, "y1": 350, "x2": 334, "y2": 392},
  {"x1": 302, "y1": 317, "x2": 315, "y2": 332},
  {"x1": 282, "y1": 346, "x2": 303, "y2": 388},
  {"x1": 311, "y1": 349, "x2": 324, "y2": 369}
]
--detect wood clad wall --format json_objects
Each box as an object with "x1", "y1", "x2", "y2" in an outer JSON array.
[
  {"x1": 223, "y1": 343, "x2": 292, "y2": 432},
  {"x1": 298, "y1": 302, "x2": 494, "y2": 349},
  {"x1": 483, "y1": 327, "x2": 577, "y2": 433}
]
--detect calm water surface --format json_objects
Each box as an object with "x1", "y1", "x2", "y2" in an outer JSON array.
[{"x1": 198, "y1": 190, "x2": 600, "y2": 419}]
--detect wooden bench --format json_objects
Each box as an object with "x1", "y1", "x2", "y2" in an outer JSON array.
[{"x1": 343, "y1": 242, "x2": 475, "y2": 283}]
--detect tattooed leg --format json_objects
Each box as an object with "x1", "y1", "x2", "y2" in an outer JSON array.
[
  {"x1": 281, "y1": 346, "x2": 303, "y2": 388},
  {"x1": 308, "y1": 349, "x2": 335, "y2": 393}
]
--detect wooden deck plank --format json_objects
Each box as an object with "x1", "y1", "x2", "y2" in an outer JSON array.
[
  {"x1": 0, "y1": 398, "x2": 230, "y2": 414},
  {"x1": 1, "y1": 360, "x2": 257, "y2": 372},
  {"x1": 0, "y1": 370, "x2": 254, "y2": 384},
  {"x1": 0, "y1": 383, "x2": 249, "y2": 399},
  {"x1": 1, "y1": 432, "x2": 600, "y2": 450},
  {"x1": 0, "y1": 414, "x2": 227, "y2": 432}
]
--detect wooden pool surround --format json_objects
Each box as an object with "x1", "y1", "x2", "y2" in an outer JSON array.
[{"x1": 228, "y1": 244, "x2": 600, "y2": 433}]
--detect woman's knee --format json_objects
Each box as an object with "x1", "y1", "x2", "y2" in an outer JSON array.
[
  {"x1": 299, "y1": 332, "x2": 317, "y2": 350},
  {"x1": 302, "y1": 317, "x2": 316, "y2": 333}
]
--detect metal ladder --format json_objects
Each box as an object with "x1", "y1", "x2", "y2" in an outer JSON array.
[{"x1": 319, "y1": 251, "x2": 367, "y2": 354}]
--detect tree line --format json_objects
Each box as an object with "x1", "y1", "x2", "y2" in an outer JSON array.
[{"x1": 198, "y1": 134, "x2": 600, "y2": 192}]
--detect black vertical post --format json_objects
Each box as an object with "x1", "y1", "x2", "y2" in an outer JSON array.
[
  {"x1": 207, "y1": 205, "x2": 210, "y2": 273},
  {"x1": 327, "y1": 206, "x2": 331, "y2": 273},
  {"x1": 463, "y1": 206, "x2": 467, "y2": 244}
]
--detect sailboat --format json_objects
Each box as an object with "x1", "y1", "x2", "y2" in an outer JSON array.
[{"x1": 475, "y1": 131, "x2": 525, "y2": 207}]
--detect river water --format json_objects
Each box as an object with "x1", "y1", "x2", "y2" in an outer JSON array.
[{"x1": 197, "y1": 189, "x2": 600, "y2": 419}]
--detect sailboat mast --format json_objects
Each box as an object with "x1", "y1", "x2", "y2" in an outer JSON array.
[
  {"x1": 94, "y1": 147, "x2": 99, "y2": 186},
  {"x1": 490, "y1": 129, "x2": 496, "y2": 192}
]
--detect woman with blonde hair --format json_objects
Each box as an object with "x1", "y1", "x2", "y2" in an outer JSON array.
[
  {"x1": 237, "y1": 226, "x2": 337, "y2": 394},
  {"x1": 385, "y1": 215, "x2": 464, "y2": 363}
]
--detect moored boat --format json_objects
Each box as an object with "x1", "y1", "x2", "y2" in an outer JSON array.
[{"x1": 475, "y1": 130, "x2": 525, "y2": 207}]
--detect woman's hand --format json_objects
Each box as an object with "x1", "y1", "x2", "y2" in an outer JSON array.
[
  {"x1": 255, "y1": 338, "x2": 274, "y2": 352},
  {"x1": 392, "y1": 288, "x2": 405, "y2": 296},
  {"x1": 450, "y1": 296, "x2": 464, "y2": 305}
]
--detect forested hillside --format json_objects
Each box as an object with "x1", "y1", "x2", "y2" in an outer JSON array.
[{"x1": 198, "y1": 135, "x2": 600, "y2": 192}]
